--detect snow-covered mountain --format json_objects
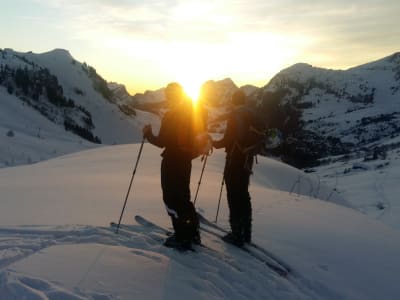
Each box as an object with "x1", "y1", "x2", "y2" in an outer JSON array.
[
  {"x1": 132, "y1": 87, "x2": 165, "y2": 105},
  {"x1": 0, "y1": 48, "x2": 158, "y2": 167},
  {"x1": 107, "y1": 82, "x2": 137, "y2": 116},
  {"x1": 255, "y1": 52, "x2": 400, "y2": 167},
  {"x1": 0, "y1": 48, "x2": 158, "y2": 144},
  {"x1": 198, "y1": 78, "x2": 239, "y2": 106}
]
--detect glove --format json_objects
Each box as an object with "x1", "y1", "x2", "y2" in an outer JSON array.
[{"x1": 142, "y1": 124, "x2": 152, "y2": 138}]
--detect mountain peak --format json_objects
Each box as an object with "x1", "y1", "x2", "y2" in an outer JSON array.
[
  {"x1": 284, "y1": 63, "x2": 314, "y2": 73},
  {"x1": 387, "y1": 51, "x2": 400, "y2": 63},
  {"x1": 42, "y1": 48, "x2": 73, "y2": 59}
]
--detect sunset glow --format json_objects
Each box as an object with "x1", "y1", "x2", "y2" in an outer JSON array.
[
  {"x1": 183, "y1": 83, "x2": 201, "y2": 103},
  {"x1": 1, "y1": 1, "x2": 399, "y2": 95}
]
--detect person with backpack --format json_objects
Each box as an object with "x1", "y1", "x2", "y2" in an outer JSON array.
[
  {"x1": 142, "y1": 82, "x2": 203, "y2": 251},
  {"x1": 213, "y1": 89, "x2": 261, "y2": 247}
]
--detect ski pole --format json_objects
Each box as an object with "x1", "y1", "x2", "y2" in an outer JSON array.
[
  {"x1": 215, "y1": 174, "x2": 224, "y2": 223},
  {"x1": 115, "y1": 138, "x2": 145, "y2": 233},
  {"x1": 215, "y1": 146, "x2": 235, "y2": 223},
  {"x1": 193, "y1": 154, "x2": 208, "y2": 206}
]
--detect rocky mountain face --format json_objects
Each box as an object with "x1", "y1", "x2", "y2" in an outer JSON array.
[
  {"x1": 107, "y1": 82, "x2": 137, "y2": 116},
  {"x1": 0, "y1": 48, "x2": 143, "y2": 145},
  {"x1": 253, "y1": 53, "x2": 400, "y2": 168}
]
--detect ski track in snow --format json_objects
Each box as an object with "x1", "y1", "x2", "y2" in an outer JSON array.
[{"x1": 0, "y1": 221, "x2": 338, "y2": 300}]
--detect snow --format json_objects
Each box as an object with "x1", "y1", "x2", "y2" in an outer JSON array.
[
  {"x1": 22, "y1": 49, "x2": 145, "y2": 145},
  {"x1": 265, "y1": 53, "x2": 400, "y2": 146},
  {"x1": 0, "y1": 86, "x2": 97, "y2": 168},
  {"x1": 0, "y1": 67, "x2": 159, "y2": 168},
  {"x1": 1, "y1": 48, "x2": 157, "y2": 146},
  {"x1": 1, "y1": 143, "x2": 400, "y2": 299},
  {"x1": 314, "y1": 148, "x2": 400, "y2": 231}
]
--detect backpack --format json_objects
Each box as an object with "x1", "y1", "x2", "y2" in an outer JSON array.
[{"x1": 233, "y1": 106, "x2": 268, "y2": 157}]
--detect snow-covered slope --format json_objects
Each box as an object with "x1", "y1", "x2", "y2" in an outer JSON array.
[
  {"x1": 0, "y1": 143, "x2": 399, "y2": 299},
  {"x1": 21, "y1": 49, "x2": 145, "y2": 144},
  {"x1": 313, "y1": 142, "x2": 400, "y2": 230},
  {"x1": 0, "y1": 48, "x2": 156, "y2": 145},
  {"x1": 0, "y1": 48, "x2": 161, "y2": 167},
  {"x1": 0, "y1": 86, "x2": 96, "y2": 167}
]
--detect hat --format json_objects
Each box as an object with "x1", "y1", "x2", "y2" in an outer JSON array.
[
  {"x1": 165, "y1": 82, "x2": 184, "y2": 102},
  {"x1": 231, "y1": 89, "x2": 246, "y2": 105}
]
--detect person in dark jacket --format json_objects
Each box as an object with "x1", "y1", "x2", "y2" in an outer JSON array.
[
  {"x1": 142, "y1": 82, "x2": 200, "y2": 250},
  {"x1": 213, "y1": 90, "x2": 253, "y2": 247}
]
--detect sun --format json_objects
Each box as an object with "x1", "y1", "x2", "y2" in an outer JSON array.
[
  {"x1": 182, "y1": 81, "x2": 201, "y2": 103},
  {"x1": 161, "y1": 43, "x2": 213, "y2": 105}
]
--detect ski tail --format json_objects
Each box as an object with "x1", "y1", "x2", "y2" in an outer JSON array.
[{"x1": 197, "y1": 212, "x2": 291, "y2": 277}]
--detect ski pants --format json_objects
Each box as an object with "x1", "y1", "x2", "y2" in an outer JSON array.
[
  {"x1": 161, "y1": 157, "x2": 199, "y2": 241},
  {"x1": 224, "y1": 155, "x2": 253, "y2": 242}
]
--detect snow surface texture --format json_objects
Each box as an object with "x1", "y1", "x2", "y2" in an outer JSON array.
[
  {"x1": 314, "y1": 147, "x2": 400, "y2": 230},
  {"x1": 0, "y1": 143, "x2": 399, "y2": 299}
]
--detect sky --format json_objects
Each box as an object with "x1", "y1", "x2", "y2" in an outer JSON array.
[{"x1": 1, "y1": 0, "x2": 399, "y2": 97}]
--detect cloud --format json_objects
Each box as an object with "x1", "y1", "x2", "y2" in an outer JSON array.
[
  {"x1": 221, "y1": 0, "x2": 400, "y2": 68},
  {"x1": 28, "y1": 0, "x2": 399, "y2": 52},
  {"x1": 22, "y1": 0, "x2": 400, "y2": 87}
]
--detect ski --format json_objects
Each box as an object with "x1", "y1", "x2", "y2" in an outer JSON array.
[
  {"x1": 134, "y1": 215, "x2": 200, "y2": 252},
  {"x1": 110, "y1": 221, "x2": 138, "y2": 233},
  {"x1": 134, "y1": 215, "x2": 172, "y2": 236},
  {"x1": 111, "y1": 219, "x2": 185, "y2": 248},
  {"x1": 136, "y1": 216, "x2": 248, "y2": 272},
  {"x1": 133, "y1": 215, "x2": 246, "y2": 265},
  {"x1": 197, "y1": 213, "x2": 290, "y2": 278},
  {"x1": 134, "y1": 215, "x2": 229, "y2": 254}
]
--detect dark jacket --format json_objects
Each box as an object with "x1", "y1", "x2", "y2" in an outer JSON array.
[
  {"x1": 214, "y1": 108, "x2": 245, "y2": 157},
  {"x1": 214, "y1": 106, "x2": 254, "y2": 171},
  {"x1": 146, "y1": 103, "x2": 193, "y2": 161}
]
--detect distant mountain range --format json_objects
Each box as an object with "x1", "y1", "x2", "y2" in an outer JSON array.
[
  {"x1": 252, "y1": 53, "x2": 400, "y2": 167},
  {"x1": 1, "y1": 47, "x2": 399, "y2": 168}
]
